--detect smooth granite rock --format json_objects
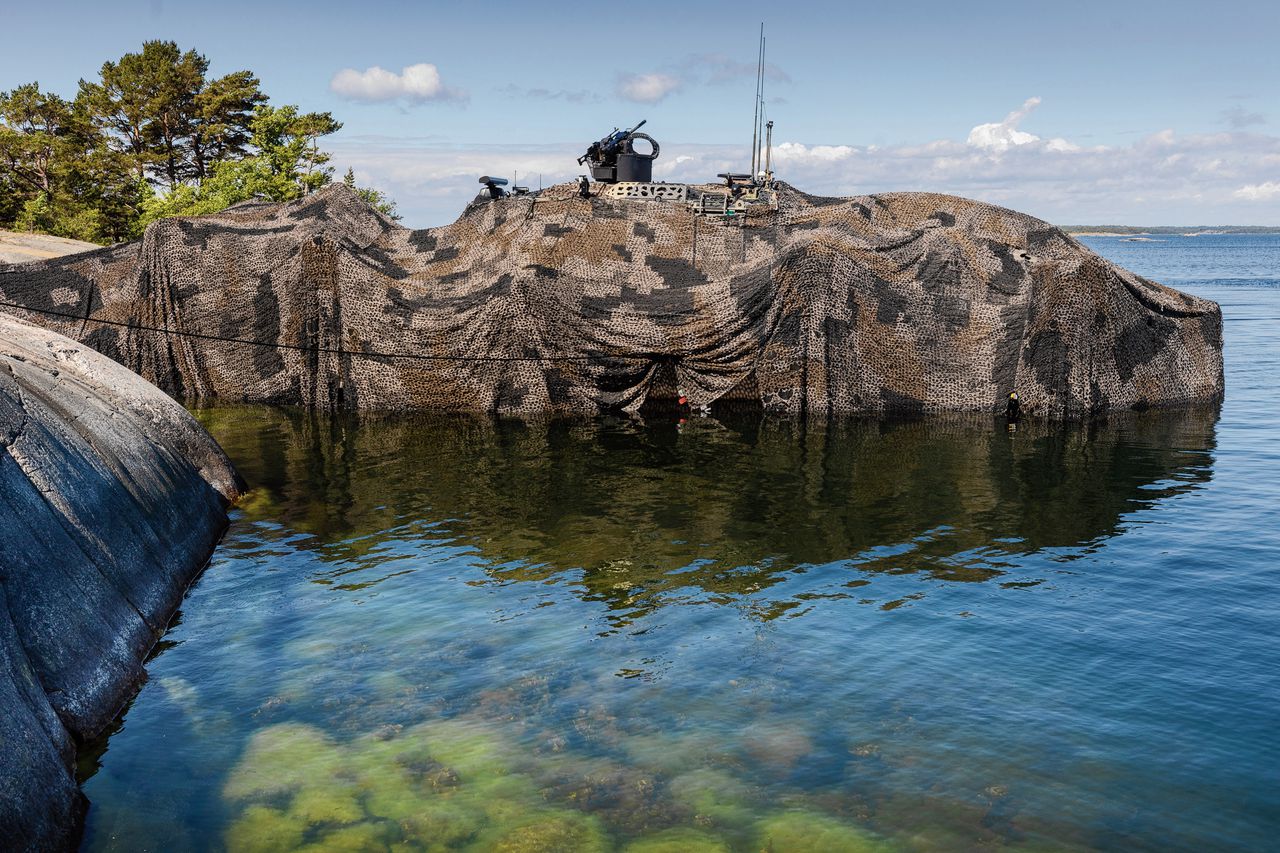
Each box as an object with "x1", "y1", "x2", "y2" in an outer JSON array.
[
  {"x1": 0, "y1": 313, "x2": 241, "y2": 851},
  {"x1": 0, "y1": 182, "x2": 1222, "y2": 418}
]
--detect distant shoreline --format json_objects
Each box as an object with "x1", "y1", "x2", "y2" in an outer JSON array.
[{"x1": 1062, "y1": 226, "x2": 1280, "y2": 236}]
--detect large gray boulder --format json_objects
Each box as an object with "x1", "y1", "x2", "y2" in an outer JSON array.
[{"x1": 0, "y1": 313, "x2": 241, "y2": 850}]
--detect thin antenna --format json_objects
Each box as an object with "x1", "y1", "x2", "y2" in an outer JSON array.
[
  {"x1": 752, "y1": 35, "x2": 762, "y2": 179},
  {"x1": 750, "y1": 22, "x2": 764, "y2": 177}
]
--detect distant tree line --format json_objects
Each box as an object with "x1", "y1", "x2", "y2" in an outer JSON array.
[
  {"x1": 0, "y1": 41, "x2": 397, "y2": 245},
  {"x1": 1062, "y1": 225, "x2": 1280, "y2": 235}
]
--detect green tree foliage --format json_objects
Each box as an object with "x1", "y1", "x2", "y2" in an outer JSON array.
[
  {"x1": 140, "y1": 105, "x2": 341, "y2": 224},
  {"x1": 0, "y1": 82, "x2": 142, "y2": 242},
  {"x1": 0, "y1": 41, "x2": 393, "y2": 244},
  {"x1": 343, "y1": 168, "x2": 401, "y2": 220},
  {"x1": 78, "y1": 41, "x2": 265, "y2": 190}
]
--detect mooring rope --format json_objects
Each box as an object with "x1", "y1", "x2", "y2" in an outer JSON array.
[{"x1": 0, "y1": 300, "x2": 655, "y2": 363}]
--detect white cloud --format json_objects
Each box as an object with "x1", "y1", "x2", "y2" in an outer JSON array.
[
  {"x1": 966, "y1": 97, "x2": 1078, "y2": 153},
  {"x1": 616, "y1": 73, "x2": 682, "y2": 103},
  {"x1": 330, "y1": 63, "x2": 466, "y2": 103},
  {"x1": 772, "y1": 142, "x2": 855, "y2": 163},
  {"x1": 1234, "y1": 181, "x2": 1280, "y2": 200},
  {"x1": 967, "y1": 97, "x2": 1043, "y2": 150}
]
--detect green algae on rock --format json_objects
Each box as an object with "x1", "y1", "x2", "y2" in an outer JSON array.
[
  {"x1": 755, "y1": 810, "x2": 891, "y2": 853},
  {"x1": 621, "y1": 827, "x2": 732, "y2": 853}
]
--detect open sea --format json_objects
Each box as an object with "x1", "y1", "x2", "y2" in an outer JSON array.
[{"x1": 77, "y1": 235, "x2": 1280, "y2": 852}]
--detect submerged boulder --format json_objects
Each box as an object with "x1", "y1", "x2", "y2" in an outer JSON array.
[
  {"x1": 0, "y1": 182, "x2": 1222, "y2": 417},
  {"x1": 0, "y1": 313, "x2": 241, "y2": 850}
]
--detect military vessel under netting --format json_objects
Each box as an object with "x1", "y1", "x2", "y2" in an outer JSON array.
[{"x1": 0, "y1": 117, "x2": 1223, "y2": 419}]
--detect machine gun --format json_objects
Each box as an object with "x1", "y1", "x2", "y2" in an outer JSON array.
[{"x1": 578, "y1": 120, "x2": 660, "y2": 184}]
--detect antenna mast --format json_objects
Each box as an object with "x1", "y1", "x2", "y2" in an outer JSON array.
[{"x1": 750, "y1": 23, "x2": 764, "y2": 178}]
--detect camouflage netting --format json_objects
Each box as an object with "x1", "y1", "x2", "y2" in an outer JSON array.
[{"x1": 0, "y1": 181, "x2": 1223, "y2": 417}]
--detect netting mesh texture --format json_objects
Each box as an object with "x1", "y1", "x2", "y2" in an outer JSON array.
[{"x1": 0, "y1": 182, "x2": 1223, "y2": 417}]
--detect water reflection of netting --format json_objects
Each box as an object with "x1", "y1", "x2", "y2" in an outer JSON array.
[
  {"x1": 197, "y1": 406, "x2": 1217, "y2": 627},
  {"x1": 1, "y1": 182, "x2": 1222, "y2": 417}
]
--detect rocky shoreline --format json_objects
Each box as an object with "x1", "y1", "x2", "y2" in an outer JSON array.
[{"x1": 0, "y1": 313, "x2": 241, "y2": 850}]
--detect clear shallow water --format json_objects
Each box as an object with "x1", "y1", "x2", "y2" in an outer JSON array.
[{"x1": 79, "y1": 236, "x2": 1280, "y2": 852}]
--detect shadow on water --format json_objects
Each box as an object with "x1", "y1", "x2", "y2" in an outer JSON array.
[{"x1": 194, "y1": 406, "x2": 1218, "y2": 624}]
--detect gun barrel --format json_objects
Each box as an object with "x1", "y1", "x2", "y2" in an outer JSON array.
[{"x1": 626, "y1": 119, "x2": 647, "y2": 136}]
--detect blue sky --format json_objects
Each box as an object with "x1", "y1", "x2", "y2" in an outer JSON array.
[{"x1": 5, "y1": 0, "x2": 1278, "y2": 226}]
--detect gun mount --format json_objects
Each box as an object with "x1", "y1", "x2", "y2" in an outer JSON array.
[
  {"x1": 578, "y1": 120, "x2": 660, "y2": 184},
  {"x1": 478, "y1": 175, "x2": 509, "y2": 200}
]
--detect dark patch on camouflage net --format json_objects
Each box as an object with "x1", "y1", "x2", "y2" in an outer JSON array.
[
  {"x1": 918, "y1": 250, "x2": 957, "y2": 294},
  {"x1": 386, "y1": 286, "x2": 430, "y2": 314},
  {"x1": 250, "y1": 274, "x2": 284, "y2": 377},
  {"x1": 493, "y1": 376, "x2": 527, "y2": 411},
  {"x1": 774, "y1": 310, "x2": 801, "y2": 348},
  {"x1": 288, "y1": 198, "x2": 335, "y2": 222},
  {"x1": 823, "y1": 315, "x2": 850, "y2": 356},
  {"x1": 526, "y1": 264, "x2": 560, "y2": 281},
  {"x1": 612, "y1": 244, "x2": 632, "y2": 262},
  {"x1": 175, "y1": 220, "x2": 211, "y2": 250},
  {"x1": 876, "y1": 282, "x2": 909, "y2": 325},
  {"x1": 881, "y1": 388, "x2": 925, "y2": 415},
  {"x1": 408, "y1": 231, "x2": 437, "y2": 252},
  {"x1": 433, "y1": 247, "x2": 459, "y2": 262},
  {"x1": 986, "y1": 241, "x2": 1025, "y2": 296},
  {"x1": 1199, "y1": 312, "x2": 1223, "y2": 352},
  {"x1": 1114, "y1": 314, "x2": 1177, "y2": 383},
  {"x1": 936, "y1": 294, "x2": 971, "y2": 333},
  {"x1": 932, "y1": 210, "x2": 956, "y2": 227},
  {"x1": 633, "y1": 222, "x2": 655, "y2": 240},
  {"x1": 1025, "y1": 328, "x2": 1070, "y2": 392},
  {"x1": 990, "y1": 304, "x2": 1025, "y2": 393},
  {"x1": 1090, "y1": 378, "x2": 1110, "y2": 413},
  {"x1": 360, "y1": 245, "x2": 410, "y2": 280},
  {"x1": 730, "y1": 265, "x2": 773, "y2": 304},
  {"x1": 544, "y1": 368, "x2": 572, "y2": 405},
  {"x1": 790, "y1": 220, "x2": 820, "y2": 231},
  {"x1": 646, "y1": 256, "x2": 709, "y2": 290},
  {"x1": 1027, "y1": 228, "x2": 1061, "y2": 251},
  {"x1": 83, "y1": 324, "x2": 119, "y2": 359},
  {"x1": 850, "y1": 202, "x2": 871, "y2": 220},
  {"x1": 544, "y1": 224, "x2": 572, "y2": 238}
]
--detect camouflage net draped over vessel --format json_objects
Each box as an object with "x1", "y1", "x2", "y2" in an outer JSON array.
[{"x1": 0, "y1": 182, "x2": 1223, "y2": 417}]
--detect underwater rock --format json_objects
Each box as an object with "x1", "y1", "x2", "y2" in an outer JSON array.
[
  {"x1": 0, "y1": 182, "x2": 1221, "y2": 418},
  {"x1": 224, "y1": 805, "x2": 308, "y2": 853},
  {"x1": 622, "y1": 827, "x2": 731, "y2": 853},
  {"x1": 220, "y1": 717, "x2": 627, "y2": 852},
  {"x1": 478, "y1": 811, "x2": 610, "y2": 853},
  {"x1": 666, "y1": 768, "x2": 755, "y2": 829},
  {"x1": 755, "y1": 810, "x2": 891, "y2": 852},
  {"x1": 0, "y1": 313, "x2": 241, "y2": 851}
]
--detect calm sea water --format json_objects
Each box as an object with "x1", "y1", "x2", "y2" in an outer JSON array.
[{"x1": 78, "y1": 236, "x2": 1280, "y2": 852}]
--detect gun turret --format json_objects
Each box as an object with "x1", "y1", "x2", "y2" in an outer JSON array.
[
  {"x1": 578, "y1": 120, "x2": 659, "y2": 184},
  {"x1": 478, "y1": 175, "x2": 508, "y2": 200}
]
